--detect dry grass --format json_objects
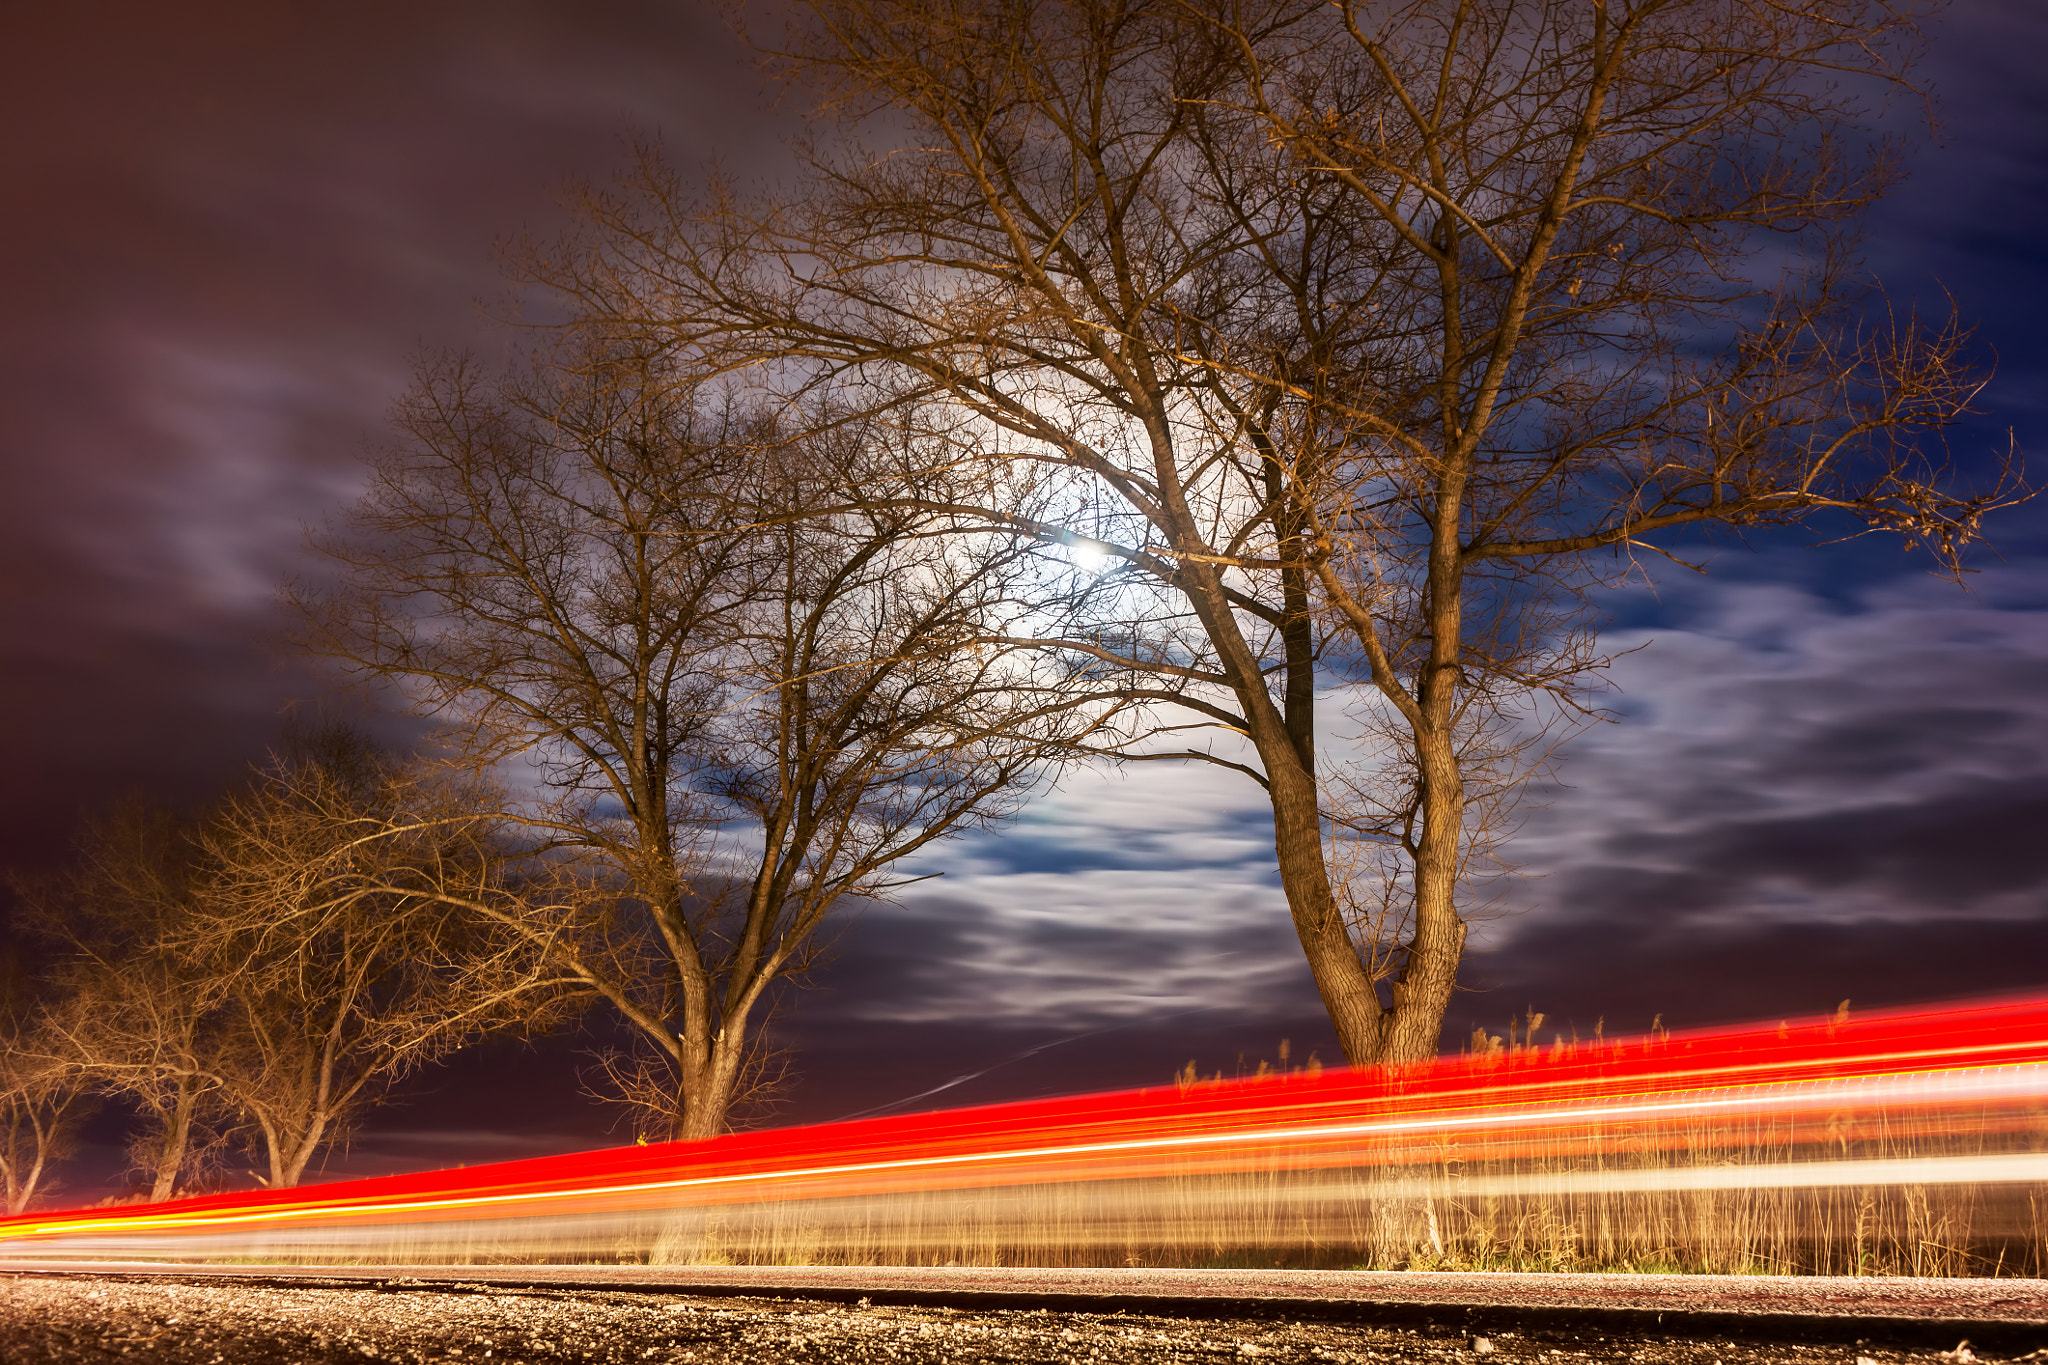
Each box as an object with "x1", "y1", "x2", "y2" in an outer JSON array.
[{"x1": 610, "y1": 1168, "x2": 2046, "y2": 1277}]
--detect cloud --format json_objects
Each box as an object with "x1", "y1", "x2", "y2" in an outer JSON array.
[
  {"x1": 759, "y1": 741, "x2": 1296, "y2": 1027},
  {"x1": 1455, "y1": 564, "x2": 2048, "y2": 1032},
  {"x1": 804, "y1": 565, "x2": 2048, "y2": 1051},
  {"x1": 0, "y1": 0, "x2": 794, "y2": 873}
]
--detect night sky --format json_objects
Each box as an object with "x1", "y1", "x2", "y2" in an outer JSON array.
[{"x1": 5, "y1": 0, "x2": 2046, "y2": 1197}]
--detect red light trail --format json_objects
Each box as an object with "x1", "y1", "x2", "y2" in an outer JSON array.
[{"x1": 6, "y1": 994, "x2": 2045, "y2": 1268}]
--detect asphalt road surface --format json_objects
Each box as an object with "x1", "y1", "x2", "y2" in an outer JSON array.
[{"x1": 1, "y1": 1264, "x2": 2043, "y2": 1365}]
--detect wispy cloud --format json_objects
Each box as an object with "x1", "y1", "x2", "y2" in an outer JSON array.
[{"x1": 812, "y1": 565, "x2": 2048, "y2": 1046}]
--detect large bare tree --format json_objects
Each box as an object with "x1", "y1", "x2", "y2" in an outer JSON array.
[
  {"x1": 303, "y1": 346, "x2": 1079, "y2": 1138},
  {"x1": 533, "y1": 0, "x2": 2022, "y2": 1065}
]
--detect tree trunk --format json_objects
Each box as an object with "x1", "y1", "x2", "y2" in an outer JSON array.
[
  {"x1": 149, "y1": 1075, "x2": 199, "y2": 1202},
  {"x1": 4, "y1": 1155, "x2": 41, "y2": 1217},
  {"x1": 1229, "y1": 574, "x2": 1470, "y2": 1066},
  {"x1": 249, "y1": 1110, "x2": 322, "y2": 1190},
  {"x1": 1189, "y1": 545, "x2": 1392, "y2": 1064},
  {"x1": 1376, "y1": 468, "x2": 1473, "y2": 1064},
  {"x1": 1262, "y1": 734, "x2": 1391, "y2": 1065},
  {"x1": 674, "y1": 1030, "x2": 746, "y2": 1141},
  {"x1": 1380, "y1": 712, "x2": 1467, "y2": 1062},
  {"x1": 252, "y1": 1116, "x2": 285, "y2": 1189},
  {"x1": 4, "y1": 1109, "x2": 56, "y2": 1215},
  {"x1": 276, "y1": 1117, "x2": 326, "y2": 1190}
]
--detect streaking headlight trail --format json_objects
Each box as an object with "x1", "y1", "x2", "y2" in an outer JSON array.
[{"x1": 6, "y1": 995, "x2": 2047, "y2": 1274}]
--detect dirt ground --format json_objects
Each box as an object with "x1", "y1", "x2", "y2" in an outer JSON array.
[{"x1": 1, "y1": 1272, "x2": 2035, "y2": 1365}]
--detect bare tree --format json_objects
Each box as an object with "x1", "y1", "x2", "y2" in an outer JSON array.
[
  {"x1": 185, "y1": 742, "x2": 573, "y2": 1189},
  {"x1": 10, "y1": 740, "x2": 569, "y2": 1199},
  {"x1": 0, "y1": 967, "x2": 94, "y2": 1215},
  {"x1": 0, "y1": 1053, "x2": 90, "y2": 1216},
  {"x1": 302, "y1": 346, "x2": 1078, "y2": 1139},
  {"x1": 73, "y1": 966, "x2": 233, "y2": 1202},
  {"x1": 533, "y1": 0, "x2": 2023, "y2": 1064},
  {"x1": 17, "y1": 803, "x2": 234, "y2": 1203}
]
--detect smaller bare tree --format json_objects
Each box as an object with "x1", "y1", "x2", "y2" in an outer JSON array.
[
  {"x1": 0, "y1": 971, "x2": 94, "y2": 1215},
  {"x1": 18, "y1": 802, "x2": 234, "y2": 1202},
  {"x1": 185, "y1": 741, "x2": 579, "y2": 1189},
  {"x1": 50, "y1": 962, "x2": 231, "y2": 1203}
]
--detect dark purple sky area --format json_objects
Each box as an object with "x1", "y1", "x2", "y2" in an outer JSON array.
[{"x1": 5, "y1": 1, "x2": 2046, "y2": 1195}]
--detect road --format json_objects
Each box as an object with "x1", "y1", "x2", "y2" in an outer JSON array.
[{"x1": 1, "y1": 1263, "x2": 2043, "y2": 1364}]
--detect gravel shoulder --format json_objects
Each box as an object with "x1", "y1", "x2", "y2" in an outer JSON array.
[{"x1": 3, "y1": 1266, "x2": 2046, "y2": 1365}]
